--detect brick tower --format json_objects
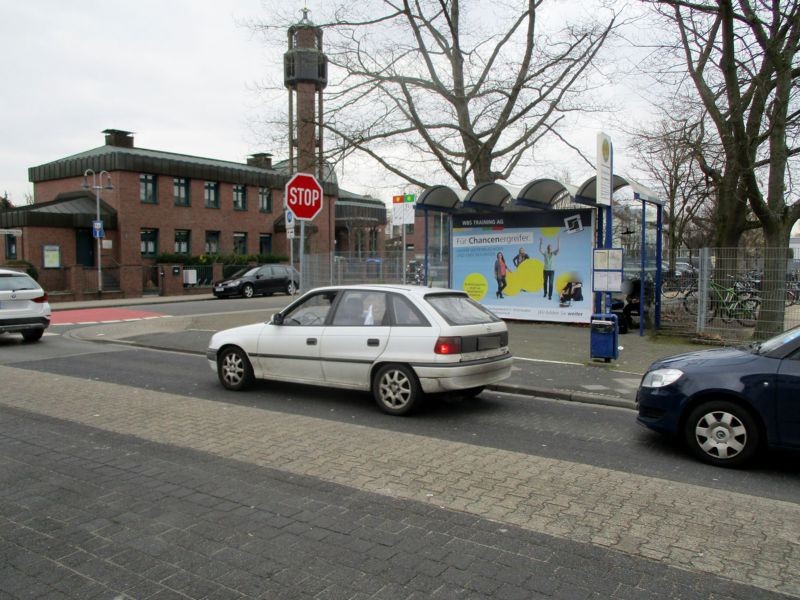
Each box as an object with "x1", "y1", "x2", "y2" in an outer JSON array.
[{"x1": 284, "y1": 9, "x2": 332, "y2": 253}]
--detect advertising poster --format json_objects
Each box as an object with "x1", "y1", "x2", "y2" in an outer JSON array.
[{"x1": 452, "y1": 210, "x2": 594, "y2": 323}]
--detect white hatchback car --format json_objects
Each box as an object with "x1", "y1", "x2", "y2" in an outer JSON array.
[
  {"x1": 207, "y1": 284, "x2": 513, "y2": 414},
  {"x1": 0, "y1": 268, "x2": 51, "y2": 342}
]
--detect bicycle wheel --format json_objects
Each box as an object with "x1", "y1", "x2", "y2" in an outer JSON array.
[
  {"x1": 735, "y1": 297, "x2": 760, "y2": 327},
  {"x1": 786, "y1": 287, "x2": 799, "y2": 307},
  {"x1": 682, "y1": 289, "x2": 698, "y2": 315}
]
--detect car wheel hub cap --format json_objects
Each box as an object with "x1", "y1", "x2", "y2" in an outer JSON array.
[
  {"x1": 713, "y1": 427, "x2": 729, "y2": 442},
  {"x1": 381, "y1": 372, "x2": 409, "y2": 407},
  {"x1": 695, "y1": 410, "x2": 746, "y2": 459}
]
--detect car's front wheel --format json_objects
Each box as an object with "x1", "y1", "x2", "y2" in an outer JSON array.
[
  {"x1": 684, "y1": 400, "x2": 760, "y2": 467},
  {"x1": 217, "y1": 347, "x2": 254, "y2": 391},
  {"x1": 242, "y1": 284, "x2": 255, "y2": 298},
  {"x1": 286, "y1": 281, "x2": 296, "y2": 295},
  {"x1": 21, "y1": 329, "x2": 44, "y2": 343},
  {"x1": 373, "y1": 364, "x2": 422, "y2": 415}
]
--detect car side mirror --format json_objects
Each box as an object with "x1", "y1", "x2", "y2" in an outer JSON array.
[{"x1": 271, "y1": 313, "x2": 284, "y2": 325}]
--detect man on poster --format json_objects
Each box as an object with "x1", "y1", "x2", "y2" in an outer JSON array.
[{"x1": 540, "y1": 237, "x2": 560, "y2": 300}]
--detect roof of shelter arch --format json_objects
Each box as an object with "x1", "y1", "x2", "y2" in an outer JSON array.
[{"x1": 416, "y1": 174, "x2": 661, "y2": 214}]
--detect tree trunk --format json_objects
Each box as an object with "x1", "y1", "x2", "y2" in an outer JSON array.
[{"x1": 755, "y1": 227, "x2": 791, "y2": 339}]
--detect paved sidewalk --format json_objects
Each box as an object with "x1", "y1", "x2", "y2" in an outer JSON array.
[{"x1": 1, "y1": 365, "x2": 797, "y2": 598}]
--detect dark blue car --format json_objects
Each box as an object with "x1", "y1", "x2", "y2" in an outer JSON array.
[{"x1": 636, "y1": 326, "x2": 800, "y2": 467}]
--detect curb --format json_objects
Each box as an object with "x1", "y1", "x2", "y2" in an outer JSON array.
[{"x1": 489, "y1": 383, "x2": 636, "y2": 410}]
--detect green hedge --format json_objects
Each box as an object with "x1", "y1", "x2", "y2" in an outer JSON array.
[{"x1": 155, "y1": 253, "x2": 289, "y2": 265}]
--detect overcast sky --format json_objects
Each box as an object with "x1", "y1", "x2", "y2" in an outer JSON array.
[
  {"x1": 2, "y1": 1, "x2": 650, "y2": 207},
  {"x1": 1, "y1": 0, "x2": 275, "y2": 205}
]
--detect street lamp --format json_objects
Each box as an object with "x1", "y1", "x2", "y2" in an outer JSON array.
[{"x1": 82, "y1": 169, "x2": 113, "y2": 293}]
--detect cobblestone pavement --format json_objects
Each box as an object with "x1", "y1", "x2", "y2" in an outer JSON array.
[{"x1": 1, "y1": 364, "x2": 798, "y2": 599}]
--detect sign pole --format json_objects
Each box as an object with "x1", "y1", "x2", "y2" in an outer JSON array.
[
  {"x1": 402, "y1": 225, "x2": 407, "y2": 284},
  {"x1": 300, "y1": 220, "x2": 306, "y2": 293}
]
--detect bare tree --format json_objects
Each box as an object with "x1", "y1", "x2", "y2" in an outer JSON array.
[
  {"x1": 644, "y1": 0, "x2": 800, "y2": 336},
  {"x1": 625, "y1": 109, "x2": 757, "y2": 267},
  {"x1": 252, "y1": 1, "x2": 622, "y2": 190}
]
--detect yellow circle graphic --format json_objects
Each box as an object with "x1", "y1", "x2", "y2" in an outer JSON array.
[
  {"x1": 602, "y1": 139, "x2": 611, "y2": 162},
  {"x1": 540, "y1": 227, "x2": 560, "y2": 238},
  {"x1": 462, "y1": 273, "x2": 488, "y2": 301},
  {"x1": 505, "y1": 259, "x2": 543, "y2": 295}
]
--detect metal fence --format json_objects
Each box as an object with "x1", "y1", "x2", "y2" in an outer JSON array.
[
  {"x1": 297, "y1": 251, "x2": 451, "y2": 292},
  {"x1": 659, "y1": 247, "x2": 800, "y2": 342}
]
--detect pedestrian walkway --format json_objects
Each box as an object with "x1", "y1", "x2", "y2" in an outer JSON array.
[{"x1": 1, "y1": 364, "x2": 797, "y2": 598}]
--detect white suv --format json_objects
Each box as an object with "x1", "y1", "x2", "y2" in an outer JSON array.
[{"x1": 0, "y1": 268, "x2": 51, "y2": 342}]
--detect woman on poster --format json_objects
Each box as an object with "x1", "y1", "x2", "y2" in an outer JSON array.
[{"x1": 494, "y1": 252, "x2": 508, "y2": 298}]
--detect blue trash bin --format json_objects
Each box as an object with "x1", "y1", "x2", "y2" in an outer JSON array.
[{"x1": 590, "y1": 313, "x2": 619, "y2": 362}]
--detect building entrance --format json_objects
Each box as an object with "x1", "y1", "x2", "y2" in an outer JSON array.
[{"x1": 76, "y1": 229, "x2": 94, "y2": 267}]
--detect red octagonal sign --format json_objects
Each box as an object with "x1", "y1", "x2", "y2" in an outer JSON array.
[{"x1": 285, "y1": 172, "x2": 323, "y2": 221}]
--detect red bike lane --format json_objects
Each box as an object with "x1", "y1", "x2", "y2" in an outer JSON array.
[{"x1": 50, "y1": 308, "x2": 167, "y2": 326}]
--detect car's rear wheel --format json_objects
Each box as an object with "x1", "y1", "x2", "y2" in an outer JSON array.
[
  {"x1": 373, "y1": 364, "x2": 421, "y2": 415},
  {"x1": 218, "y1": 347, "x2": 254, "y2": 391},
  {"x1": 286, "y1": 281, "x2": 296, "y2": 295},
  {"x1": 242, "y1": 284, "x2": 255, "y2": 299},
  {"x1": 21, "y1": 329, "x2": 43, "y2": 343},
  {"x1": 683, "y1": 400, "x2": 760, "y2": 467}
]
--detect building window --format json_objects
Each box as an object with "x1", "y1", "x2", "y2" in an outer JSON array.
[
  {"x1": 204, "y1": 182, "x2": 220, "y2": 208},
  {"x1": 259, "y1": 187, "x2": 272, "y2": 213},
  {"x1": 233, "y1": 185, "x2": 247, "y2": 211},
  {"x1": 140, "y1": 174, "x2": 157, "y2": 204},
  {"x1": 259, "y1": 234, "x2": 272, "y2": 255},
  {"x1": 356, "y1": 229, "x2": 365, "y2": 255},
  {"x1": 205, "y1": 231, "x2": 220, "y2": 254},
  {"x1": 174, "y1": 229, "x2": 190, "y2": 255},
  {"x1": 233, "y1": 232, "x2": 247, "y2": 255},
  {"x1": 174, "y1": 178, "x2": 190, "y2": 206},
  {"x1": 5, "y1": 235, "x2": 17, "y2": 260},
  {"x1": 369, "y1": 229, "x2": 379, "y2": 253},
  {"x1": 140, "y1": 228, "x2": 158, "y2": 257}
]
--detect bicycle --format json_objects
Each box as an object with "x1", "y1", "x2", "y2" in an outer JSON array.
[
  {"x1": 683, "y1": 277, "x2": 760, "y2": 326},
  {"x1": 785, "y1": 277, "x2": 800, "y2": 307}
]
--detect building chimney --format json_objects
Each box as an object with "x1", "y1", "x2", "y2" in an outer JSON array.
[
  {"x1": 102, "y1": 129, "x2": 134, "y2": 148},
  {"x1": 247, "y1": 153, "x2": 273, "y2": 169}
]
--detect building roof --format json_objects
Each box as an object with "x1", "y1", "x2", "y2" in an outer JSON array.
[
  {"x1": 29, "y1": 142, "x2": 338, "y2": 196},
  {"x1": 0, "y1": 192, "x2": 117, "y2": 230}
]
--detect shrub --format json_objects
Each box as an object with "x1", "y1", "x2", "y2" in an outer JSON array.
[{"x1": 4, "y1": 259, "x2": 38, "y2": 281}]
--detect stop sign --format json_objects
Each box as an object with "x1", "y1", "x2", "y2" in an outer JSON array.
[{"x1": 285, "y1": 173, "x2": 323, "y2": 221}]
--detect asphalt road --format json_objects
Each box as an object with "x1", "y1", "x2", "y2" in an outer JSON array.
[{"x1": 1, "y1": 322, "x2": 797, "y2": 504}]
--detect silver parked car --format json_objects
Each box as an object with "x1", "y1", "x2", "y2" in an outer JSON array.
[
  {"x1": 207, "y1": 284, "x2": 513, "y2": 415},
  {"x1": 0, "y1": 268, "x2": 51, "y2": 342}
]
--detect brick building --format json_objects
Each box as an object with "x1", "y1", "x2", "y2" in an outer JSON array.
[{"x1": 0, "y1": 129, "x2": 387, "y2": 299}]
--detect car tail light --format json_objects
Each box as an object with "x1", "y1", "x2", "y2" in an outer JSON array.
[
  {"x1": 32, "y1": 293, "x2": 48, "y2": 303},
  {"x1": 434, "y1": 336, "x2": 461, "y2": 355}
]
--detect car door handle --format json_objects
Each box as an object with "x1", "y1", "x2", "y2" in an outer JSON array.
[
  {"x1": 306, "y1": 338, "x2": 317, "y2": 345},
  {"x1": 367, "y1": 338, "x2": 380, "y2": 347}
]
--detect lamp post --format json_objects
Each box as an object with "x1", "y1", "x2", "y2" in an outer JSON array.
[{"x1": 82, "y1": 169, "x2": 113, "y2": 293}]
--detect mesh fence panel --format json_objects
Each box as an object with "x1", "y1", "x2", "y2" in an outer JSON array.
[{"x1": 659, "y1": 247, "x2": 800, "y2": 342}]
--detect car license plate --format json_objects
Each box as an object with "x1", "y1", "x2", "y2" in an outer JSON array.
[
  {"x1": 477, "y1": 335, "x2": 500, "y2": 350},
  {"x1": 214, "y1": 287, "x2": 223, "y2": 292}
]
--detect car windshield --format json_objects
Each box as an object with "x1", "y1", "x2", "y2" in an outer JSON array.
[
  {"x1": 748, "y1": 325, "x2": 800, "y2": 355},
  {"x1": 228, "y1": 268, "x2": 258, "y2": 279},
  {"x1": 425, "y1": 293, "x2": 501, "y2": 325},
  {"x1": 0, "y1": 273, "x2": 38, "y2": 291}
]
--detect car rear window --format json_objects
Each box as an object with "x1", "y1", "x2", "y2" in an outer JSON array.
[
  {"x1": 425, "y1": 293, "x2": 502, "y2": 325},
  {"x1": 0, "y1": 273, "x2": 39, "y2": 291}
]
